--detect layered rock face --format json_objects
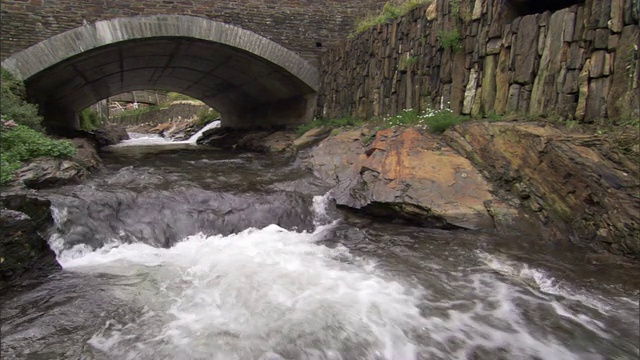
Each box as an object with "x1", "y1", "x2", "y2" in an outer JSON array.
[{"x1": 445, "y1": 121, "x2": 640, "y2": 257}]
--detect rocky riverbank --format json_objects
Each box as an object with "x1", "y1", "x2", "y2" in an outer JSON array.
[
  {"x1": 199, "y1": 120, "x2": 640, "y2": 261},
  {"x1": 2, "y1": 119, "x2": 638, "y2": 289},
  {"x1": 0, "y1": 125, "x2": 128, "y2": 288}
]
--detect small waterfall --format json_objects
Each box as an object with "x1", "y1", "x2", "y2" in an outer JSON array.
[{"x1": 184, "y1": 120, "x2": 220, "y2": 144}]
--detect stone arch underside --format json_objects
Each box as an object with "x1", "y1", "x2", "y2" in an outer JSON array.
[{"x1": 1, "y1": 15, "x2": 320, "y2": 130}]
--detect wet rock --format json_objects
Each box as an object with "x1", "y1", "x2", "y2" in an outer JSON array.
[
  {"x1": 292, "y1": 127, "x2": 333, "y2": 151},
  {"x1": 308, "y1": 127, "x2": 525, "y2": 232},
  {"x1": 305, "y1": 128, "x2": 366, "y2": 186},
  {"x1": 68, "y1": 138, "x2": 101, "y2": 170},
  {"x1": 444, "y1": 121, "x2": 640, "y2": 257},
  {"x1": 91, "y1": 125, "x2": 129, "y2": 147},
  {"x1": 198, "y1": 128, "x2": 296, "y2": 153},
  {"x1": 0, "y1": 194, "x2": 59, "y2": 289},
  {"x1": 14, "y1": 157, "x2": 87, "y2": 189}
]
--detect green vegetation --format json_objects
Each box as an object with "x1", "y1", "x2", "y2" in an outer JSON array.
[
  {"x1": 79, "y1": 108, "x2": 103, "y2": 131},
  {"x1": 354, "y1": 0, "x2": 432, "y2": 34},
  {"x1": 195, "y1": 108, "x2": 221, "y2": 127},
  {"x1": 1, "y1": 122, "x2": 76, "y2": 183},
  {"x1": 437, "y1": 28, "x2": 463, "y2": 52},
  {"x1": 398, "y1": 55, "x2": 419, "y2": 71},
  {"x1": 382, "y1": 107, "x2": 469, "y2": 133},
  {"x1": 296, "y1": 117, "x2": 364, "y2": 136},
  {"x1": 1, "y1": 68, "x2": 43, "y2": 131},
  {"x1": 1, "y1": 68, "x2": 75, "y2": 184},
  {"x1": 297, "y1": 107, "x2": 468, "y2": 140},
  {"x1": 111, "y1": 105, "x2": 160, "y2": 118},
  {"x1": 167, "y1": 92, "x2": 196, "y2": 102}
]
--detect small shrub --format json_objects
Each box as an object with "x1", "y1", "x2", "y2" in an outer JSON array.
[
  {"x1": 1, "y1": 122, "x2": 76, "y2": 183},
  {"x1": 79, "y1": 108, "x2": 102, "y2": 131},
  {"x1": 383, "y1": 107, "x2": 468, "y2": 133},
  {"x1": 195, "y1": 108, "x2": 220, "y2": 127},
  {"x1": 167, "y1": 92, "x2": 196, "y2": 103},
  {"x1": 354, "y1": 0, "x2": 432, "y2": 34},
  {"x1": 1, "y1": 68, "x2": 43, "y2": 131},
  {"x1": 437, "y1": 28, "x2": 463, "y2": 52},
  {"x1": 398, "y1": 55, "x2": 419, "y2": 71}
]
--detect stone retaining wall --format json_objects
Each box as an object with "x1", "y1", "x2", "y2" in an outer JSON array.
[
  {"x1": 112, "y1": 103, "x2": 209, "y2": 127},
  {"x1": 318, "y1": 0, "x2": 639, "y2": 123}
]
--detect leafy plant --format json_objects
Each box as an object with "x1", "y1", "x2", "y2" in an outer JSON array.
[
  {"x1": 1, "y1": 68, "x2": 43, "y2": 131},
  {"x1": 1, "y1": 122, "x2": 76, "y2": 183},
  {"x1": 79, "y1": 108, "x2": 102, "y2": 131},
  {"x1": 398, "y1": 55, "x2": 419, "y2": 71},
  {"x1": 382, "y1": 107, "x2": 468, "y2": 133},
  {"x1": 167, "y1": 92, "x2": 196, "y2": 103},
  {"x1": 450, "y1": 0, "x2": 460, "y2": 18},
  {"x1": 195, "y1": 108, "x2": 220, "y2": 127},
  {"x1": 437, "y1": 28, "x2": 463, "y2": 52}
]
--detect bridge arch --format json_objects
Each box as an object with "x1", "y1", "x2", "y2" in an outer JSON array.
[{"x1": 1, "y1": 15, "x2": 320, "y2": 130}]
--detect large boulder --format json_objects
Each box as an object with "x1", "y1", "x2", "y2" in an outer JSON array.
[
  {"x1": 68, "y1": 138, "x2": 101, "y2": 170},
  {"x1": 198, "y1": 128, "x2": 297, "y2": 153},
  {"x1": 0, "y1": 194, "x2": 60, "y2": 289},
  {"x1": 307, "y1": 127, "x2": 529, "y2": 232},
  {"x1": 91, "y1": 125, "x2": 129, "y2": 147},
  {"x1": 14, "y1": 157, "x2": 87, "y2": 189},
  {"x1": 445, "y1": 121, "x2": 640, "y2": 257}
]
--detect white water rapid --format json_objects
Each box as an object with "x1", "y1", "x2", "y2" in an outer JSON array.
[{"x1": 112, "y1": 120, "x2": 221, "y2": 147}]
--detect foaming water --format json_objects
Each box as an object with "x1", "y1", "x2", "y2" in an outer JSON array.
[
  {"x1": 112, "y1": 120, "x2": 220, "y2": 147},
  {"x1": 2, "y1": 147, "x2": 638, "y2": 360},
  {"x1": 66, "y1": 224, "x2": 423, "y2": 360},
  {"x1": 115, "y1": 132, "x2": 173, "y2": 146}
]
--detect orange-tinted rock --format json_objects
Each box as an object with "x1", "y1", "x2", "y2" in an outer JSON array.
[{"x1": 310, "y1": 127, "x2": 523, "y2": 231}]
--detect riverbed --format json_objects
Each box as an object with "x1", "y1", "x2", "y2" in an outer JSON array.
[{"x1": 1, "y1": 140, "x2": 638, "y2": 359}]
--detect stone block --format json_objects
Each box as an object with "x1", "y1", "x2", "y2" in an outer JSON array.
[
  {"x1": 594, "y1": 28, "x2": 610, "y2": 49},
  {"x1": 610, "y1": 0, "x2": 624, "y2": 32},
  {"x1": 472, "y1": 86, "x2": 483, "y2": 117},
  {"x1": 608, "y1": 25, "x2": 640, "y2": 119},
  {"x1": 530, "y1": 9, "x2": 569, "y2": 116},
  {"x1": 563, "y1": 10, "x2": 577, "y2": 42},
  {"x1": 486, "y1": 38, "x2": 502, "y2": 55},
  {"x1": 585, "y1": 76, "x2": 612, "y2": 121},
  {"x1": 518, "y1": 85, "x2": 531, "y2": 115},
  {"x1": 589, "y1": 50, "x2": 607, "y2": 78},
  {"x1": 462, "y1": 67, "x2": 479, "y2": 115},
  {"x1": 575, "y1": 58, "x2": 590, "y2": 121},
  {"x1": 538, "y1": 27, "x2": 547, "y2": 56},
  {"x1": 507, "y1": 84, "x2": 521, "y2": 114},
  {"x1": 567, "y1": 42, "x2": 585, "y2": 70},
  {"x1": 481, "y1": 55, "x2": 497, "y2": 114},
  {"x1": 608, "y1": 33, "x2": 621, "y2": 49},
  {"x1": 513, "y1": 14, "x2": 539, "y2": 85},
  {"x1": 494, "y1": 48, "x2": 511, "y2": 115},
  {"x1": 562, "y1": 70, "x2": 580, "y2": 94},
  {"x1": 557, "y1": 93, "x2": 578, "y2": 117}
]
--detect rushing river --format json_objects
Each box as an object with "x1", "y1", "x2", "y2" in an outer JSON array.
[{"x1": 1, "y1": 137, "x2": 639, "y2": 360}]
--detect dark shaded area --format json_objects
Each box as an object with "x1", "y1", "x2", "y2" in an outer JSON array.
[
  {"x1": 509, "y1": 0, "x2": 585, "y2": 16},
  {"x1": 25, "y1": 36, "x2": 315, "y2": 130},
  {"x1": 0, "y1": 194, "x2": 60, "y2": 289}
]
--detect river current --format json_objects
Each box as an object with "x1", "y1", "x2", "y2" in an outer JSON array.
[{"x1": 1, "y1": 134, "x2": 638, "y2": 359}]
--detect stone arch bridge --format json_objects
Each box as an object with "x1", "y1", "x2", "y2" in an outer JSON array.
[{"x1": 0, "y1": 0, "x2": 388, "y2": 130}]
